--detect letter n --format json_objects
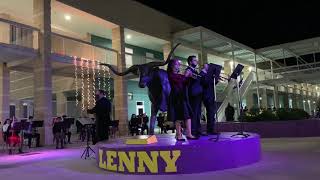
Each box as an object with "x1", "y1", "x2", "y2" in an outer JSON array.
[{"x1": 137, "y1": 151, "x2": 159, "y2": 173}]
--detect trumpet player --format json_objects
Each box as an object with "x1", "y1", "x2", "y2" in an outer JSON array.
[
  {"x1": 200, "y1": 63, "x2": 219, "y2": 135},
  {"x1": 185, "y1": 55, "x2": 203, "y2": 137}
]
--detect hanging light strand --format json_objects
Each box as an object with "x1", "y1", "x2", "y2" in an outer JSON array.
[
  {"x1": 102, "y1": 65, "x2": 106, "y2": 91},
  {"x1": 86, "y1": 59, "x2": 91, "y2": 109},
  {"x1": 80, "y1": 58, "x2": 85, "y2": 111},
  {"x1": 74, "y1": 56, "x2": 79, "y2": 106},
  {"x1": 97, "y1": 63, "x2": 101, "y2": 90},
  {"x1": 106, "y1": 67, "x2": 111, "y2": 99},
  {"x1": 92, "y1": 60, "x2": 96, "y2": 105}
]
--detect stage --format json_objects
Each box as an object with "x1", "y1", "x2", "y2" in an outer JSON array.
[{"x1": 96, "y1": 132, "x2": 261, "y2": 175}]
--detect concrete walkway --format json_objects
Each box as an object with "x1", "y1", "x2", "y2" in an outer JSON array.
[{"x1": 0, "y1": 137, "x2": 320, "y2": 180}]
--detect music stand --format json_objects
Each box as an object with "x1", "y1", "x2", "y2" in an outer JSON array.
[
  {"x1": 80, "y1": 118, "x2": 95, "y2": 159},
  {"x1": 229, "y1": 64, "x2": 250, "y2": 138},
  {"x1": 32, "y1": 121, "x2": 43, "y2": 133},
  {"x1": 32, "y1": 121, "x2": 44, "y2": 128},
  {"x1": 208, "y1": 63, "x2": 222, "y2": 142}
]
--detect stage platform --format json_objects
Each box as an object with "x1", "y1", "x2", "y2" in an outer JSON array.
[{"x1": 96, "y1": 132, "x2": 261, "y2": 175}]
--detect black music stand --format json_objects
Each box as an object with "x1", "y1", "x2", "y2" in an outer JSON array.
[
  {"x1": 81, "y1": 121, "x2": 95, "y2": 159},
  {"x1": 32, "y1": 121, "x2": 43, "y2": 133},
  {"x1": 229, "y1": 64, "x2": 250, "y2": 138},
  {"x1": 207, "y1": 63, "x2": 222, "y2": 142},
  {"x1": 20, "y1": 121, "x2": 30, "y2": 131},
  {"x1": 32, "y1": 121, "x2": 44, "y2": 128}
]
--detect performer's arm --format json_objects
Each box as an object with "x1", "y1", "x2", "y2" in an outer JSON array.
[
  {"x1": 106, "y1": 100, "x2": 112, "y2": 122},
  {"x1": 200, "y1": 71, "x2": 210, "y2": 87},
  {"x1": 184, "y1": 69, "x2": 192, "y2": 78},
  {"x1": 107, "y1": 100, "x2": 111, "y2": 113},
  {"x1": 87, "y1": 105, "x2": 96, "y2": 114}
]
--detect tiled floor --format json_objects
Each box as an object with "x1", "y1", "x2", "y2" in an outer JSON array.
[{"x1": 1, "y1": 136, "x2": 320, "y2": 180}]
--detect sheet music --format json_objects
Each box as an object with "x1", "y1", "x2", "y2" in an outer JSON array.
[{"x1": 77, "y1": 117, "x2": 94, "y2": 125}]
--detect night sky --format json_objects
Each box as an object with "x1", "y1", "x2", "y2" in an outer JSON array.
[{"x1": 134, "y1": 0, "x2": 320, "y2": 49}]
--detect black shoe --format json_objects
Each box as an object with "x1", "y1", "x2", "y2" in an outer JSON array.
[
  {"x1": 56, "y1": 146, "x2": 59, "y2": 149},
  {"x1": 9, "y1": 149, "x2": 12, "y2": 155},
  {"x1": 208, "y1": 132, "x2": 220, "y2": 135},
  {"x1": 176, "y1": 138, "x2": 186, "y2": 142},
  {"x1": 186, "y1": 136, "x2": 199, "y2": 140},
  {"x1": 192, "y1": 132, "x2": 201, "y2": 137}
]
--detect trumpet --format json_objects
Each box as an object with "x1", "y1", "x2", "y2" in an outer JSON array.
[
  {"x1": 191, "y1": 72, "x2": 202, "y2": 78},
  {"x1": 191, "y1": 72, "x2": 230, "y2": 82}
]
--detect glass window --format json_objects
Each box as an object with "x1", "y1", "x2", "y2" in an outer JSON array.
[
  {"x1": 146, "y1": 52, "x2": 154, "y2": 63},
  {"x1": 125, "y1": 48, "x2": 133, "y2": 67}
]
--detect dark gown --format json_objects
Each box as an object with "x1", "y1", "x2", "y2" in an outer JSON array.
[{"x1": 167, "y1": 72, "x2": 193, "y2": 122}]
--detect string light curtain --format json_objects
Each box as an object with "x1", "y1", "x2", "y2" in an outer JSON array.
[{"x1": 74, "y1": 57, "x2": 112, "y2": 111}]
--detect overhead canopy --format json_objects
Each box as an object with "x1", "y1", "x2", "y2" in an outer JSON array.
[
  {"x1": 173, "y1": 26, "x2": 268, "y2": 65},
  {"x1": 256, "y1": 37, "x2": 320, "y2": 63}
]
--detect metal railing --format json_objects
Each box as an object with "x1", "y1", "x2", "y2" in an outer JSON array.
[
  {"x1": 0, "y1": 18, "x2": 120, "y2": 67},
  {"x1": 124, "y1": 53, "x2": 164, "y2": 68},
  {"x1": 0, "y1": 17, "x2": 39, "y2": 50},
  {"x1": 216, "y1": 71, "x2": 254, "y2": 122},
  {"x1": 51, "y1": 33, "x2": 118, "y2": 66},
  {"x1": 272, "y1": 61, "x2": 320, "y2": 75}
]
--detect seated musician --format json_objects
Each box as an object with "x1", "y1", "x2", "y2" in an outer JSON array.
[
  {"x1": 7, "y1": 117, "x2": 23, "y2": 154},
  {"x1": 157, "y1": 113, "x2": 165, "y2": 134},
  {"x1": 129, "y1": 114, "x2": 139, "y2": 136},
  {"x1": 139, "y1": 113, "x2": 149, "y2": 135},
  {"x1": 52, "y1": 117, "x2": 65, "y2": 149},
  {"x1": 62, "y1": 115, "x2": 72, "y2": 144},
  {"x1": 24, "y1": 116, "x2": 40, "y2": 148},
  {"x1": 2, "y1": 119, "x2": 10, "y2": 143}
]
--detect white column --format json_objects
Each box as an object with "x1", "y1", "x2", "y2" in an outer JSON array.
[
  {"x1": 261, "y1": 88, "x2": 268, "y2": 109},
  {"x1": 273, "y1": 85, "x2": 279, "y2": 109},
  {"x1": 112, "y1": 26, "x2": 128, "y2": 135},
  {"x1": 33, "y1": 0, "x2": 53, "y2": 145},
  {"x1": 0, "y1": 63, "x2": 10, "y2": 124},
  {"x1": 56, "y1": 92, "x2": 67, "y2": 116}
]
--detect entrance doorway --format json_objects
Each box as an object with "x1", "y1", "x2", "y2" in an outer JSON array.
[{"x1": 136, "y1": 101, "x2": 144, "y2": 115}]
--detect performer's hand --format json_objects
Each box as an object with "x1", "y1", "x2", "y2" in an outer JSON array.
[
  {"x1": 185, "y1": 69, "x2": 192, "y2": 77},
  {"x1": 201, "y1": 69, "x2": 207, "y2": 74},
  {"x1": 202, "y1": 64, "x2": 209, "y2": 73}
]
